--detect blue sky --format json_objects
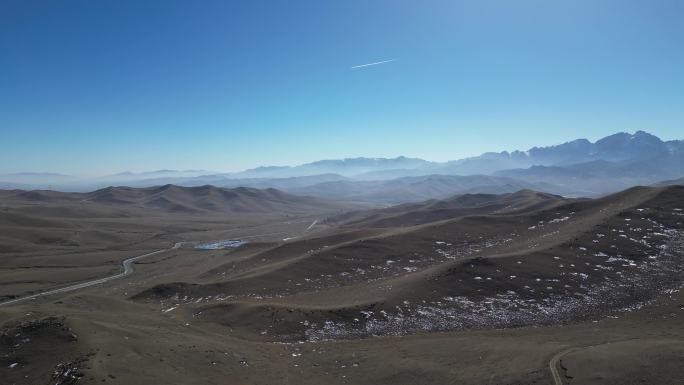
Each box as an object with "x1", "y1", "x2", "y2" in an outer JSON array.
[{"x1": 1, "y1": 0, "x2": 683, "y2": 176}]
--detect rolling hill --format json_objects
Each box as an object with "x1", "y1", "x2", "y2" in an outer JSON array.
[
  {"x1": 287, "y1": 174, "x2": 556, "y2": 203},
  {"x1": 2, "y1": 185, "x2": 354, "y2": 215},
  {"x1": 330, "y1": 189, "x2": 568, "y2": 228},
  {"x1": 131, "y1": 185, "x2": 684, "y2": 341},
  {"x1": 0, "y1": 185, "x2": 358, "y2": 255}
]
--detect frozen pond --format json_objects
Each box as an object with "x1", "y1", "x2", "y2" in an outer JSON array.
[{"x1": 195, "y1": 240, "x2": 246, "y2": 250}]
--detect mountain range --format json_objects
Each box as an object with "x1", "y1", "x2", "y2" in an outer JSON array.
[{"x1": 2, "y1": 131, "x2": 682, "y2": 203}]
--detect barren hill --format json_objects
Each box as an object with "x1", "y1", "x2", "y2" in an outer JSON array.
[
  {"x1": 330, "y1": 189, "x2": 568, "y2": 228},
  {"x1": 0, "y1": 185, "x2": 355, "y2": 255},
  {"x1": 132, "y1": 185, "x2": 684, "y2": 341},
  {"x1": 3, "y1": 185, "x2": 353, "y2": 215}
]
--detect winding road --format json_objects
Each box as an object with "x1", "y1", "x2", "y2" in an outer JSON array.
[
  {"x1": 0, "y1": 219, "x2": 322, "y2": 308},
  {"x1": 0, "y1": 242, "x2": 183, "y2": 307}
]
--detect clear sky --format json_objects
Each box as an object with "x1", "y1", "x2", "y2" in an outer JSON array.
[{"x1": 1, "y1": 0, "x2": 683, "y2": 176}]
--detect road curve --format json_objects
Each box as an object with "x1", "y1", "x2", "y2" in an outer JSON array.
[
  {"x1": 549, "y1": 347, "x2": 575, "y2": 385},
  {"x1": 549, "y1": 340, "x2": 639, "y2": 385},
  {"x1": 0, "y1": 242, "x2": 183, "y2": 307}
]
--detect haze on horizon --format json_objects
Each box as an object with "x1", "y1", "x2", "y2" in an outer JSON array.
[{"x1": 2, "y1": 0, "x2": 683, "y2": 176}]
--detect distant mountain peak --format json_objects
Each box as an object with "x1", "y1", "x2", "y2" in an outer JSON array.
[{"x1": 3, "y1": 131, "x2": 680, "y2": 198}]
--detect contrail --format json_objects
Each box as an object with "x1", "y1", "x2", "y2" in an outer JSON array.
[{"x1": 351, "y1": 59, "x2": 396, "y2": 69}]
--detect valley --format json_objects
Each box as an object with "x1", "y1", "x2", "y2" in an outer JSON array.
[
  {"x1": 4, "y1": 2, "x2": 683, "y2": 383},
  {"x1": 1, "y1": 184, "x2": 683, "y2": 384}
]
